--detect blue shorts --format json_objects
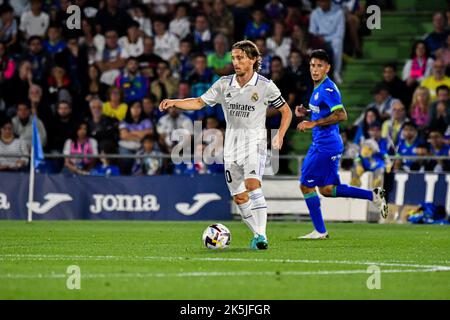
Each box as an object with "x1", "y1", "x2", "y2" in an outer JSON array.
[{"x1": 300, "y1": 146, "x2": 342, "y2": 187}]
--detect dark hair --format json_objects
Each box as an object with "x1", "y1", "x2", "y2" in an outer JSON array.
[
  {"x1": 271, "y1": 55, "x2": 283, "y2": 64},
  {"x1": 0, "y1": 3, "x2": 14, "y2": 15},
  {"x1": 58, "y1": 100, "x2": 72, "y2": 109},
  {"x1": 309, "y1": 49, "x2": 330, "y2": 64},
  {"x1": 141, "y1": 134, "x2": 153, "y2": 143},
  {"x1": 362, "y1": 107, "x2": 381, "y2": 138},
  {"x1": 124, "y1": 100, "x2": 145, "y2": 124},
  {"x1": 72, "y1": 121, "x2": 91, "y2": 148},
  {"x1": 17, "y1": 101, "x2": 31, "y2": 110},
  {"x1": 416, "y1": 142, "x2": 430, "y2": 151},
  {"x1": 231, "y1": 40, "x2": 262, "y2": 71},
  {"x1": 27, "y1": 35, "x2": 42, "y2": 45},
  {"x1": 410, "y1": 40, "x2": 430, "y2": 59},
  {"x1": 436, "y1": 84, "x2": 449, "y2": 94},
  {"x1": 384, "y1": 62, "x2": 397, "y2": 72},
  {"x1": 0, "y1": 117, "x2": 12, "y2": 128},
  {"x1": 128, "y1": 20, "x2": 140, "y2": 29},
  {"x1": 402, "y1": 121, "x2": 417, "y2": 131}
]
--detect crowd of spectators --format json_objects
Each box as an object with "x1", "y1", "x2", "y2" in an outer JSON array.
[
  {"x1": 348, "y1": 11, "x2": 450, "y2": 174},
  {"x1": 0, "y1": 0, "x2": 448, "y2": 177}
]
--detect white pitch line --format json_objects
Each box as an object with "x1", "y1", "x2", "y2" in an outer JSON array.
[
  {"x1": 0, "y1": 268, "x2": 446, "y2": 280},
  {"x1": 1, "y1": 254, "x2": 449, "y2": 271}
]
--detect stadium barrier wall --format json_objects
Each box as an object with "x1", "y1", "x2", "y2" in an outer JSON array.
[{"x1": 0, "y1": 173, "x2": 232, "y2": 220}]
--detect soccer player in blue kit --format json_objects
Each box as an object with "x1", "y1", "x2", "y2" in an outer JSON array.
[{"x1": 296, "y1": 50, "x2": 388, "y2": 239}]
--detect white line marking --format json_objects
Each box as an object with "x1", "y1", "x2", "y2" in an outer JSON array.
[
  {"x1": 1, "y1": 254, "x2": 449, "y2": 271},
  {"x1": 0, "y1": 268, "x2": 447, "y2": 280}
]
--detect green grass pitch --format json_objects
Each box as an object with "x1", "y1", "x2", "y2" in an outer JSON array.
[{"x1": 0, "y1": 221, "x2": 449, "y2": 299}]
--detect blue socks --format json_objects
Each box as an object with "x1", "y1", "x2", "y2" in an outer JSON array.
[
  {"x1": 304, "y1": 192, "x2": 327, "y2": 233},
  {"x1": 333, "y1": 184, "x2": 373, "y2": 201}
]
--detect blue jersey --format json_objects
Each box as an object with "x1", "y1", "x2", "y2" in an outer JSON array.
[
  {"x1": 397, "y1": 138, "x2": 420, "y2": 168},
  {"x1": 309, "y1": 76, "x2": 344, "y2": 153}
]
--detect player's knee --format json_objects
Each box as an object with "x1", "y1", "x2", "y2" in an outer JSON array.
[
  {"x1": 233, "y1": 192, "x2": 249, "y2": 205},
  {"x1": 319, "y1": 186, "x2": 334, "y2": 197},
  {"x1": 300, "y1": 184, "x2": 314, "y2": 195}
]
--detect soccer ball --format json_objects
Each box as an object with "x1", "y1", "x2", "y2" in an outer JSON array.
[{"x1": 202, "y1": 223, "x2": 231, "y2": 249}]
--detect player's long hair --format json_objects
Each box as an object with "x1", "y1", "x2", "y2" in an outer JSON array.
[{"x1": 231, "y1": 40, "x2": 262, "y2": 72}]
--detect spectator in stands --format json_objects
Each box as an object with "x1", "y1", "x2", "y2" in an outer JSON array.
[
  {"x1": 435, "y1": 33, "x2": 450, "y2": 71},
  {"x1": 118, "y1": 20, "x2": 144, "y2": 58},
  {"x1": 21, "y1": 36, "x2": 51, "y2": 86},
  {"x1": 207, "y1": 33, "x2": 233, "y2": 77},
  {"x1": 2, "y1": 60, "x2": 33, "y2": 112},
  {"x1": 410, "y1": 86, "x2": 431, "y2": 131},
  {"x1": 429, "y1": 99, "x2": 450, "y2": 134},
  {"x1": 142, "y1": 94, "x2": 162, "y2": 124},
  {"x1": 12, "y1": 102, "x2": 47, "y2": 149},
  {"x1": 83, "y1": 64, "x2": 108, "y2": 103},
  {"x1": 269, "y1": 56, "x2": 297, "y2": 109},
  {"x1": 47, "y1": 64, "x2": 72, "y2": 112},
  {"x1": 169, "y1": 2, "x2": 190, "y2": 41},
  {"x1": 290, "y1": 23, "x2": 309, "y2": 57},
  {"x1": 130, "y1": 4, "x2": 152, "y2": 37},
  {"x1": 402, "y1": 41, "x2": 434, "y2": 90},
  {"x1": 19, "y1": 0, "x2": 49, "y2": 39},
  {"x1": 119, "y1": 100, "x2": 154, "y2": 154},
  {"x1": 208, "y1": 0, "x2": 235, "y2": 42},
  {"x1": 266, "y1": 20, "x2": 292, "y2": 67},
  {"x1": 244, "y1": 8, "x2": 270, "y2": 40},
  {"x1": 47, "y1": 100, "x2": 77, "y2": 153},
  {"x1": 153, "y1": 17, "x2": 180, "y2": 62},
  {"x1": 410, "y1": 143, "x2": 435, "y2": 172},
  {"x1": 85, "y1": 98, "x2": 119, "y2": 149},
  {"x1": 151, "y1": 60, "x2": 178, "y2": 105},
  {"x1": 421, "y1": 59, "x2": 450, "y2": 100},
  {"x1": 170, "y1": 38, "x2": 194, "y2": 80},
  {"x1": 0, "y1": 119, "x2": 28, "y2": 171},
  {"x1": 340, "y1": 0, "x2": 363, "y2": 58},
  {"x1": 254, "y1": 37, "x2": 272, "y2": 77},
  {"x1": 0, "y1": 41, "x2": 15, "y2": 82},
  {"x1": 0, "y1": 3, "x2": 18, "y2": 50},
  {"x1": 94, "y1": 0, "x2": 133, "y2": 37},
  {"x1": 191, "y1": 14, "x2": 213, "y2": 53},
  {"x1": 115, "y1": 57, "x2": 149, "y2": 104},
  {"x1": 63, "y1": 121, "x2": 98, "y2": 175},
  {"x1": 90, "y1": 148, "x2": 120, "y2": 177},
  {"x1": 364, "y1": 83, "x2": 394, "y2": 122},
  {"x1": 381, "y1": 62, "x2": 409, "y2": 107},
  {"x1": 286, "y1": 50, "x2": 311, "y2": 105},
  {"x1": 95, "y1": 29, "x2": 126, "y2": 86},
  {"x1": 382, "y1": 100, "x2": 409, "y2": 147},
  {"x1": 138, "y1": 36, "x2": 164, "y2": 80},
  {"x1": 424, "y1": 12, "x2": 448, "y2": 56},
  {"x1": 340, "y1": 128, "x2": 359, "y2": 170},
  {"x1": 394, "y1": 121, "x2": 421, "y2": 171},
  {"x1": 174, "y1": 80, "x2": 204, "y2": 122},
  {"x1": 79, "y1": 18, "x2": 104, "y2": 66},
  {"x1": 367, "y1": 121, "x2": 394, "y2": 161},
  {"x1": 427, "y1": 129, "x2": 450, "y2": 172},
  {"x1": 265, "y1": 0, "x2": 285, "y2": 21},
  {"x1": 353, "y1": 107, "x2": 381, "y2": 145},
  {"x1": 309, "y1": 0, "x2": 345, "y2": 83},
  {"x1": 28, "y1": 84, "x2": 52, "y2": 130},
  {"x1": 103, "y1": 87, "x2": 128, "y2": 122},
  {"x1": 132, "y1": 135, "x2": 163, "y2": 176},
  {"x1": 157, "y1": 107, "x2": 193, "y2": 151},
  {"x1": 188, "y1": 53, "x2": 217, "y2": 98},
  {"x1": 43, "y1": 24, "x2": 66, "y2": 56}
]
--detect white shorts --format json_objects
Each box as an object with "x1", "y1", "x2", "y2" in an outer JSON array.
[{"x1": 224, "y1": 148, "x2": 267, "y2": 196}]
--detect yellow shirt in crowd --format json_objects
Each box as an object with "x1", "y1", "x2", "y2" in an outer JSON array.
[
  {"x1": 102, "y1": 102, "x2": 128, "y2": 121},
  {"x1": 421, "y1": 75, "x2": 450, "y2": 100}
]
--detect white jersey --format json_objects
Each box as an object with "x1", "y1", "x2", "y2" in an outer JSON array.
[{"x1": 200, "y1": 72, "x2": 285, "y2": 162}]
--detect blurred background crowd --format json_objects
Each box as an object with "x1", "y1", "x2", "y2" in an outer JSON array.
[{"x1": 0, "y1": 0, "x2": 449, "y2": 177}]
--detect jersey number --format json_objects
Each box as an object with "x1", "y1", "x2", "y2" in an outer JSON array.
[{"x1": 225, "y1": 170, "x2": 232, "y2": 183}]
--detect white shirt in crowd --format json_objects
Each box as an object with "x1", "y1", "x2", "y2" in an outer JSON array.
[
  {"x1": 19, "y1": 10, "x2": 49, "y2": 38},
  {"x1": 154, "y1": 31, "x2": 180, "y2": 61},
  {"x1": 169, "y1": 16, "x2": 191, "y2": 40},
  {"x1": 266, "y1": 37, "x2": 292, "y2": 66},
  {"x1": 0, "y1": 138, "x2": 29, "y2": 168},
  {"x1": 157, "y1": 113, "x2": 194, "y2": 147},
  {"x1": 119, "y1": 36, "x2": 144, "y2": 58}
]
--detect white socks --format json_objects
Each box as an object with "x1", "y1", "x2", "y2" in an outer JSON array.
[
  {"x1": 248, "y1": 188, "x2": 267, "y2": 238},
  {"x1": 237, "y1": 200, "x2": 258, "y2": 237}
]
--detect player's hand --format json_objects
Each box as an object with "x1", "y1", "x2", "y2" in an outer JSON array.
[
  {"x1": 159, "y1": 99, "x2": 175, "y2": 112},
  {"x1": 297, "y1": 120, "x2": 316, "y2": 132},
  {"x1": 295, "y1": 105, "x2": 309, "y2": 118},
  {"x1": 272, "y1": 133, "x2": 283, "y2": 150}
]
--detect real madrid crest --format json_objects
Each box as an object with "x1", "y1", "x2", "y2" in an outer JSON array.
[{"x1": 251, "y1": 92, "x2": 259, "y2": 102}]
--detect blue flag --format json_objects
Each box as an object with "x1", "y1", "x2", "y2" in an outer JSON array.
[{"x1": 32, "y1": 115, "x2": 44, "y2": 168}]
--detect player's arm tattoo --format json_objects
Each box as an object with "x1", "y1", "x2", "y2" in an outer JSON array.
[{"x1": 313, "y1": 108, "x2": 347, "y2": 126}]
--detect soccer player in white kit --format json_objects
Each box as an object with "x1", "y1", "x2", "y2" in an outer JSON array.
[{"x1": 159, "y1": 40, "x2": 292, "y2": 249}]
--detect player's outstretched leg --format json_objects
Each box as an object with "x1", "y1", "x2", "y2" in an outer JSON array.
[
  {"x1": 320, "y1": 185, "x2": 388, "y2": 219},
  {"x1": 298, "y1": 185, "x2": 329, "y2": 240}
]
